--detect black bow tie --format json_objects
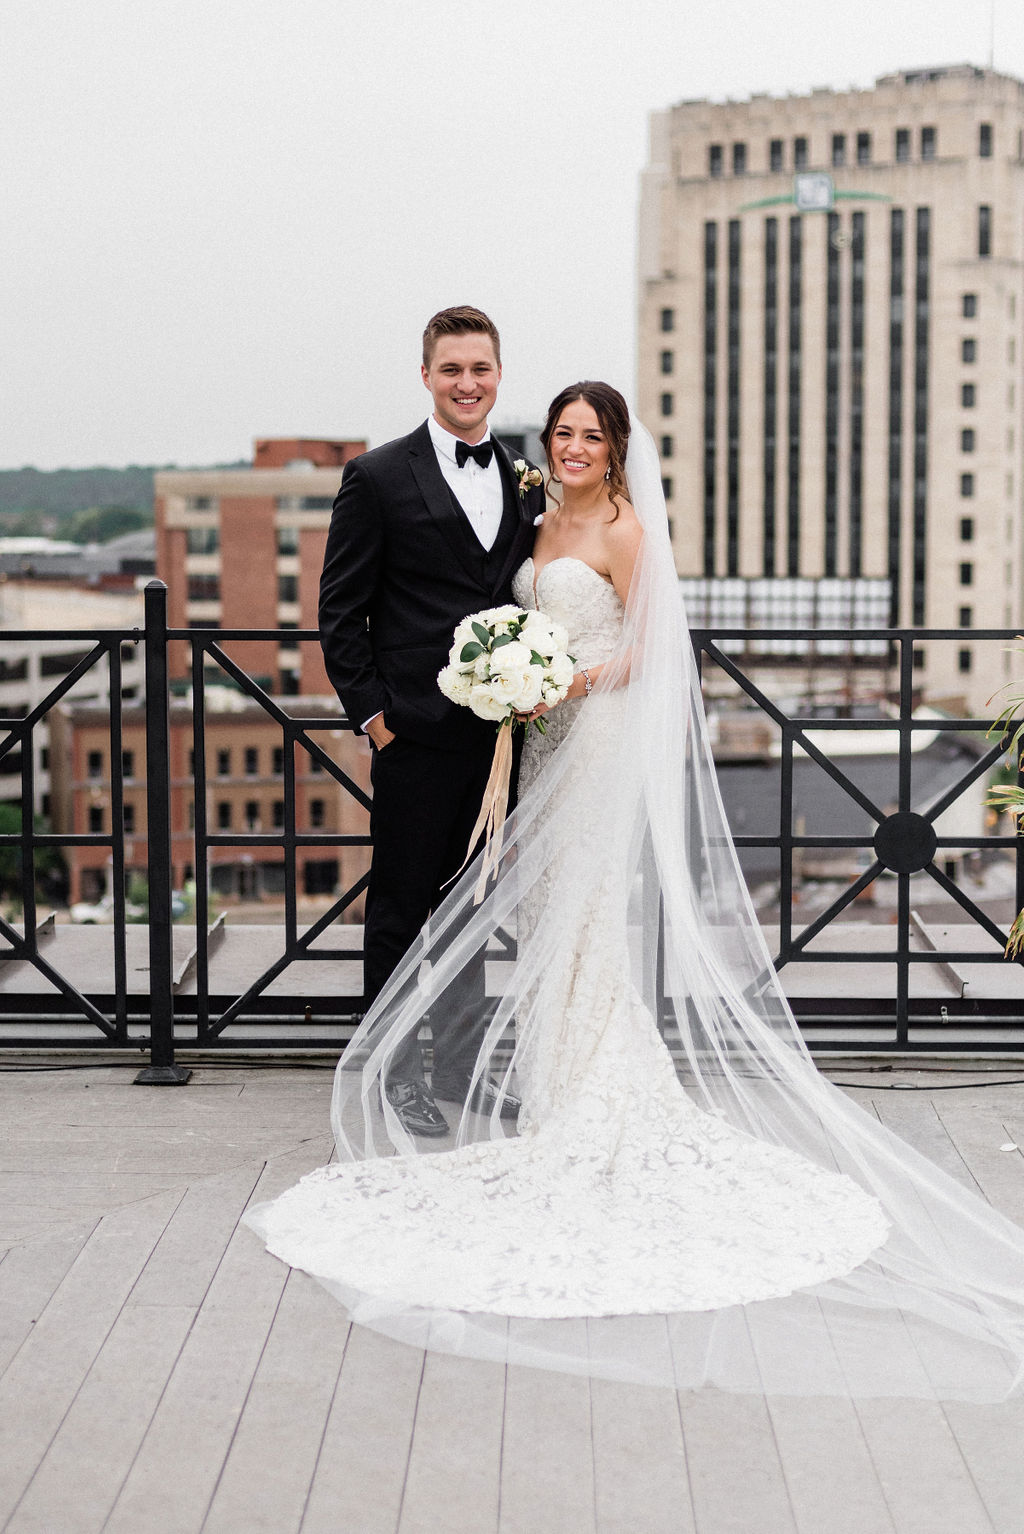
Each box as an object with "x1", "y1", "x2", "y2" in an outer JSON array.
[{"x1": 455, "y1": 439, "x2": 493, "y2": 469}]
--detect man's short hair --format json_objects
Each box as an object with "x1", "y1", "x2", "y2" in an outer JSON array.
[{"x1": 422, "y1": 306, "x2": 501, "y2": 369}]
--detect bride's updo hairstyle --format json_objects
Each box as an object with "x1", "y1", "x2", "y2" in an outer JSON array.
[{"x1": 540, "y1": 381, "x2": 631, "y2": 519}]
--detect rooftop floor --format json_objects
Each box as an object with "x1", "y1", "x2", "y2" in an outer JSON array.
[{"x1": 1, "y1": 1060, "x2": 1024, "y2": 1532}]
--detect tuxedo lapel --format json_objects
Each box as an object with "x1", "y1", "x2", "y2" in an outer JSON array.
[
  {"x1": 490, "y1": 436, "x2": 539, "y2": 597},
  {"x1": 406, "y1": 422, "x2": 483, "y2": 583}
]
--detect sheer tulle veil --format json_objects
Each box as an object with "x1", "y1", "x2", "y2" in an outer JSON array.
[{"x1": 250, "y1": 417, "x2": 1024, "y2": 1400}]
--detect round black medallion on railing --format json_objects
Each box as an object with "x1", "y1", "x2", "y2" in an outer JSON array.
[{"x1": 872, "y1": 811, "x2": 937, "y2": 874}]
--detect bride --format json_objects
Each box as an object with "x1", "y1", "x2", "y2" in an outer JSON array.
[{"x1": 246, "y1": 383, "x2": 1024, "y2": 1401}]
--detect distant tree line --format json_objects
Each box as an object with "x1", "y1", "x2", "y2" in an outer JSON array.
[{"x1": 0, "y1": 462, "x2": 248, "y2": 540}]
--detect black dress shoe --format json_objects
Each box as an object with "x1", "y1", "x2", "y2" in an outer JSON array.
[
  {"x1": 382, "y1": 1080, "x2": 450, "y2": 1138},
  {"x1": 431, "y1": 1073, "x2": 521, "y2": 1121}
]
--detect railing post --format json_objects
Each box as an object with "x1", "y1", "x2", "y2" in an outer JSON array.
[{"x1": 135, "y1": 581, "x2": 191, "y2": 1085}]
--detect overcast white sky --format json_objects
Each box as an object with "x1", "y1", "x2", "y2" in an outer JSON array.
[{"x1": 3, "y1": 0, "x2": 1023, "y2": 468}]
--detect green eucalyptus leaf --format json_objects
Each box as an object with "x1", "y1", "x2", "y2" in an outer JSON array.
[
  {"x1": 471, "y1": 621, "x2": 491, "y2": 645},
  {"x1": 491, "y1": 632, "x2": 514, "y2": 649},
  {"x1": 460, "y1": 642, "x2": 484, "y2": 662}
]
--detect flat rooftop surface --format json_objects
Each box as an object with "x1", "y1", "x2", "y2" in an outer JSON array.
[{"x1": 1, "y1": 1060, "x2": 1024, "y2": 1532}]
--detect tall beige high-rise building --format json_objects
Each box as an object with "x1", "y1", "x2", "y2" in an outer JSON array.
[{"x1": 638, "y1": 65, "x2": 1024, "y2": 708}]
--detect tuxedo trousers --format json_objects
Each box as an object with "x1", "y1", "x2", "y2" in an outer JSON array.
[{"x1": 363, "y1": 732, "x2": 500, "y2": 1086}]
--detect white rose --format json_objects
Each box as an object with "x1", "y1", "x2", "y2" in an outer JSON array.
[
  {"x1": 550, "y1": 622, "x2": 570, "y2": 654},
  {"x1": 469, "y1": 682, "x2": 511, "y2": 722},
  {"x1": 437, "y1": 663, "x2": 474, "y2": 705},
  {"x1": 541, "y1": 680, "x2": 565, "y2": 704},
  {"x1": 547, "y1": 653, "x2": 574, "y2": 689},
  {"x1": 488, "y1": 640, "x2": 533, "y2": 674},
  {"x1": 509, "y1": 669, "x2": 543, "y2": 711}
]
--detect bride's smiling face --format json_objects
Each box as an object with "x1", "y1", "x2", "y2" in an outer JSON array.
[{"x1": 550, "y1": 401, "x2": 610, "y2": 491}]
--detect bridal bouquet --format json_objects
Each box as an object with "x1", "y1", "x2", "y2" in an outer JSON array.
[
  {"x1": 437, "y1": 604, "x2": 575, "y2": 898},
  {"x1": 437, "y1": 604, "x2": 574, "y2": 735}
]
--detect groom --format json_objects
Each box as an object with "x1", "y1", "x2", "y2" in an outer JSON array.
[{"x1": 319, "y1": 306, "x2": 544, "y2": 1136}]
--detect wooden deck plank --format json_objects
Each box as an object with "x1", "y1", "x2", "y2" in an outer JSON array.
[
  {"x1": 850, "y1": 1398, "x2": 997, "y2": 1534},
  {"x1": 677, "y1": 1388, "x2": 796, "y2": 1534},
  {"x1": 0, "y1": 1190, "x2": 181, "y2": 1528},
  {"x1": 588, "y1": 1318, "x2": 694, "y2": 1534},
  {"x1": 500, "y1": 1321, "x2": 595, "y2": 1534},
  {"x1": 203, "y1": 1271, "x2": 350, "y2": 1534},
  {"x1": 0, "y1": 1221, "x2": 98, "y2": 1377},
  {"x1": 941, "y1": 1400, "x2": 1024, "y2": 1534},
  {"x1": 102, "y1": 1142, "x2": 328, "y2": 1534},
  {"x1": 299, "y1": 1323, "x2": 425, "y2": 1534},
  {"x1": 5, "y1": 1303, "x2": 197, "y2": 1534},
  {"x1": 398, "y1": 1343, "x2": 506, "y2": 1534}
]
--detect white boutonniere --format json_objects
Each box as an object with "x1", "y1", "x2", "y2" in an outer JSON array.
[{"x1": 513, "y1": 459, "x2": 544, "y2": 500}]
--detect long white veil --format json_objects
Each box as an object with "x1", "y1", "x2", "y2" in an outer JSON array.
[{"x1": 252, "y1": 418, "x2": 1024, "y2": 1400}]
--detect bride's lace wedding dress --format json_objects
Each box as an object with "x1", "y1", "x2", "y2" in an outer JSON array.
[{"x1": 247, "y1": 556, "x2": 888, "y2": 1318}]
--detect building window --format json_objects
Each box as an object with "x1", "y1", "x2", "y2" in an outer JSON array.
[
  {"x1": 661, "y1": 477, "x2": 673, "y2": 500},
  {"x1": 216, "y1": 748, "x2": 231, "y2": 776},
  {"x1": 703, "y1": 220, "x2": 718, "y2": 575},
  {"x1": 279, "y1": 622, "x2": 299, "y2": 651},
  {"x1": 216, "y1": 801, "x2": 232, "y2": 829},
  {"x1": 960, "y1": 516, "x2": 974, "y2": 541},
  {"x1": 709, "y1": 143, "x2": 723, "y2": 177},
  {"x1": 959, "y1": 606, "x2": 972, "y2": 627},
  {"x1": 659, "y1": 349, "x2": 674, "y2": 375},
  {"x1": 732, "y1": 141, "x2": 746, "y2": 175},
  {"x1": 895, "y1": 127, "x2": 910, "y2": 162},
  {"x1": 660, "y1": 435, "x2": 674, "y2": 458},
  {"x1": 920, "y1": 126, "x2": 936, "y2": 161},
  {"x1": 769, "y1": 137, "x2": 784, "y2": 171},
  {"x1": 660, "y1": 392, "x2": 673, "y2": 417},
  {"x1": 912, "y1": 647, "x2": 926, "y2": 670},
  {"x1": 960, "y1": 474, "x2": 975, "y2": 498},
  {"x1": 886, "y1": 206, "x2": 905, "y2": 624},
  {"x1": 121, "y1": 750, "x2": 134, "y2": 779},
  {"x1": 88, "y1": 805, "x2": 103, "y2": 833},
  {"x1": 958, "y1": 649, "x2": 972, "y2": 674},
  {"x1": 959, "y1": 561, "x2": 973, "y2": 585},
  {"x1": 278, "y1": 574, "x2": 298, "y2": 604},
  {"x1": 961, "y1": 382, "x2": 976, "y2": 407},
  {"x1": 831, "y1": 133, "x2": 846, "y2": 167},
  {"x1": 276, "y1": 526, "x2": 299, "y2": 556},
  {"x1": 979, "y1": 122, "x2": 993, "y2": 158},
  {"x1": 793, "y1": 136, "x2": 808, "y2": 169},
  {"x1": 245, "y1": 799, "x2": 260, "y2": 831},
  {"x1": 272, "y1": 746, "x2": 285, "y2": 775},
  {"x1": 187, "y1": 574, "x2": 220, "y2": 602},
  {"x1": 309, "y1": 798, "x2": 326, "y2": 828},
  {"x1": 185, "y1": 527, "x2": 219, "y2": 554},
  {"x1": 244, "y1": 746, "x2": 258, "y2": 776},
  {"x1": 962, "y1": 293, "x2": 977, "y2": 319},
  {"x1": 962, "y1": 338, "x2": 977, "y2": 363},
  {"x1": 187, "y1": 800, "x2": 195, "y2": 829},
  {"x1": 272, "y1": 799, "x2": 285, "y2": 828},
  {"x1": 961, "y1": 428, "x2": 975, "y2": 452},
  {"x1": 659, "y1": 307, "x2": 674, "y2": 332},
  {"x1": 123, "y1": 804, "x2": 136, "y2": 834},
  {"x1": 87, "y1": 749, "x2": 103, "y2": 779},
  {"x1": 856, "y1": 131, "x2": 871, "y2": 165},
  {"x1": 188, "y1": 619, "x2": 220, "y2": 630},
  {"x1": 978, "y1": 205, "x2": 991, "y2": 258}
]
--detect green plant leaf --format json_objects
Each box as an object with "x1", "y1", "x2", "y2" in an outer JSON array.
[
  {"x1": 459, "y1": 642, "x2": 484, "y2": 662},
  {"x1": 491, "y1": 632, "x2": 514, "y2": 649},
  {"x1": 472, "y1": 621, "x2": 491, "y2": 645}
]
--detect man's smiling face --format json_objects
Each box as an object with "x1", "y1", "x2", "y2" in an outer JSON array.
[{"x1": 422, "y1": 332, "x2": 501, "y2": 444}]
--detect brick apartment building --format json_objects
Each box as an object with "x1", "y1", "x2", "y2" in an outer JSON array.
[
  {"x1": 154, "y1": 437, "x2": 365, "y2": 696},
  {"x1": 50, "y1": 691, "x2": 371, "y2": 910}
]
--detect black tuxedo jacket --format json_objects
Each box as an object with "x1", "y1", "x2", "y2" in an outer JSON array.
[{"x1": 319, "y1": 421, "x2": 543, "y2": 750}]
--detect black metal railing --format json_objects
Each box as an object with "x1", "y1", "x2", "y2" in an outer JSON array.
[{"x1": 1, "y1": 582, "x2": 1023, "y2": 1073}]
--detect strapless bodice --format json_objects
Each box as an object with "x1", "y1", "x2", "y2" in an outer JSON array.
[{"x1": 512, "y1": 557, "x2": 624, "y2": 667}]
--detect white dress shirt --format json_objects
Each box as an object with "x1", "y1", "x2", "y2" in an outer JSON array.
[
  {"x1": 362, "y1": 417, "x2": 505, "y2": 733},
  {"x1": 427, "y1": 414, "x2": 504, "y2": 551}
]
